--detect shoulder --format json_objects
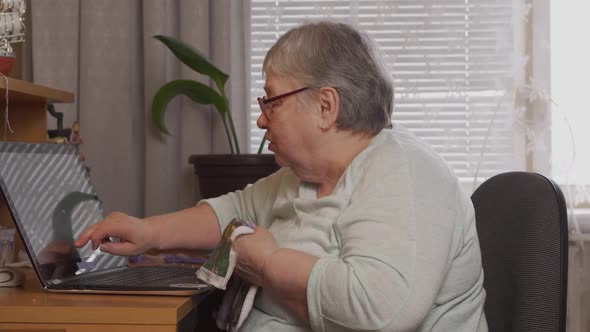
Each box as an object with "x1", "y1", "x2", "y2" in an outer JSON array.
[
  {"x1": 353, "y1": 126, "x2": 454, "y2": 178},
  {"x1": 349, "y1": 126, "x2": 461, "y2": 201},
  {"x1": 248, "y1": 166, "x2": 300, "y2": 202},
  {"x1": 369, "y1": 125, "x2": 451, "y2": 172}
]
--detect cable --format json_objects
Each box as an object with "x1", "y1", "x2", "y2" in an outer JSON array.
[
  {"x1": 550, "y1": 97, "x2": 582, "y2": 236},
  {"x1": 470, "y1": 94, "x2": 503, "y2": 193},
  {"x1": 0, "y1": 72, "x2": 13, "y2": 141}
]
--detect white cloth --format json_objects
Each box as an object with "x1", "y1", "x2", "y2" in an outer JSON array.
[{"x1": 196, "y1": 219, "x2": 258, "y2": 331}]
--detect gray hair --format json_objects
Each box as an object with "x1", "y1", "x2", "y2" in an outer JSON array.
[{"x1": 263, "y1": 21, "x2": 393, "y2": 136}]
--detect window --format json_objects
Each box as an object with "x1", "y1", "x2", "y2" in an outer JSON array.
[
  {"x1": 550, "y1": 1, "x2": 590, "y2": 187},
  {"x1": 249, "y1": 0, "x2": 524, "y2": 190}
]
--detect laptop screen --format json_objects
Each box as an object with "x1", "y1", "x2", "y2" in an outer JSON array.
[{"x1": 0, "y1": 142, "x2": 126, "y2": 283}]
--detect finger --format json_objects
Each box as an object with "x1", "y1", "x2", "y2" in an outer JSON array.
[
  {"x1": 90, "y1": 230, "x2": 115, "y2": 250},
  {"x1": 75, "y1": 224, "x2": 98, "y2": 248},
  {"x1": 89, "y1": 221, "x2": 132, "y2": 250},
  {"x1": 86, "y1": 224, "x2": 123, "y2": 250},
  {"x1": 76, "y1": 213, "x2": 128, "y2": 248},
  {"x1": 234, "y1": 264, "x2": 246, "y2": 276},
  {"x1": 100, "y1": 241, "x2": 139, "y2": 256}
]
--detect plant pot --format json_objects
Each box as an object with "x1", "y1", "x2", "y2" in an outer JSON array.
[{"x1": 188, "y1": 154, "x2": 280, "y2": 199}]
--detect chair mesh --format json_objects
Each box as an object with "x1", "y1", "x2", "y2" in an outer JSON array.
[{"x1": 471, "y1": 172, "x2": 568, "y2": 332}]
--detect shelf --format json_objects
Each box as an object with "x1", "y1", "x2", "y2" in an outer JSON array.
[{"x1": 0, "y1": 77, "x2": 74, "y2": 104}]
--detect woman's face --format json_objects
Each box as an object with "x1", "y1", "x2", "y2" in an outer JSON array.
[{"x1": 257, "y1": 73, "x2": 321, "y2": 169}]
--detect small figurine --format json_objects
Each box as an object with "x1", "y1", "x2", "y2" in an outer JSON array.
[
  {"x1": 70, "y1": 120, "x2": 83, "y2": 145},
  {"x1": 69, "y1": 120, "x2": 85, "y2": 162},
  {"x1": 69, "y1": 121, "x2": 90, "y2": 174}
]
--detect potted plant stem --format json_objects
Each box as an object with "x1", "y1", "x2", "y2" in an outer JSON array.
[{"x1": 151, "y1": 35, "x2": 279, "y2": 198}]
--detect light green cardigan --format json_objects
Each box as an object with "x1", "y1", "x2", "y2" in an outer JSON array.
[{"x1": 203, "y1": 126, "x2": 488, "y2": 332}]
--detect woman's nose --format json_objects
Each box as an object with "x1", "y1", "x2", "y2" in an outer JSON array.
[{"x1": 257, "y1": 113, "x2": 268, "y2": 130}]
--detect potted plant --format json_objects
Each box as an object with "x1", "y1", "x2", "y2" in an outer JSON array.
[{"x1": 151, "y1": 35, "x2": 279, "y2": 198}]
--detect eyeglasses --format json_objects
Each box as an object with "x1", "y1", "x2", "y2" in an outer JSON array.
[{"x1": 257, "y1": 87, "x2": 309, "y2": 120}]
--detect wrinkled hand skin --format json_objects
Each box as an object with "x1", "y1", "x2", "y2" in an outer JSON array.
[
  {"x1": 75, "y1": 212, "x2": 155, "y2": 256},
  {"x1": 233, "y1": 226, "x2": 279, "y2": 287}
]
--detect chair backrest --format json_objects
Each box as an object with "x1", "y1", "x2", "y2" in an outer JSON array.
[{"x1": 471, "y1": 172, "x2": 568, "y2": 332}]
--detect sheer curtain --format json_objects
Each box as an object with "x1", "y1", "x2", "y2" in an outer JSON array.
[
  {"x1": 249, "y1": 0, "x2": 590, "y2": 330},
  {"x1": 547, "y1": 1, "x2": 590, "y2": 330},
  {"x1": 28, "y1": 0, "x2": 250, "y2": 217}
]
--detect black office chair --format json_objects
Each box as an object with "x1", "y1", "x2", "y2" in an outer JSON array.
[{"x1": 471, "y1": 172, "x2": 568, "y2": 332}]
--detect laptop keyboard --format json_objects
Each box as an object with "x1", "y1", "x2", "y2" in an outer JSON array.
[{"x1": 63, "y1": 266, "x2": 196, "y2": 287}]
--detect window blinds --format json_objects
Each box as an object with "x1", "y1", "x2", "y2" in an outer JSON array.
[{"x1": 249, "y1": 0, "x2": 519, "y2": 183}]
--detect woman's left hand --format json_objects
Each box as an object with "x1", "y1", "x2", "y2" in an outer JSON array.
[{"x1": 233, "y1": 226, "x2": 279, "y2": 287}]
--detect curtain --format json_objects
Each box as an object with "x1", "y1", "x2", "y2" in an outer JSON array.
[{"x1": 28, "y1": 0, "x2": 250, "y2": 217}]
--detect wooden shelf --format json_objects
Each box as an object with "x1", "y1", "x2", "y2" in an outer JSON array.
[
  {"x1": 0, "y1": 77, "x2": 74, "y2": 104},
  {"x1": 0, "y1": 78, "x2": 73, "y2": 143}
]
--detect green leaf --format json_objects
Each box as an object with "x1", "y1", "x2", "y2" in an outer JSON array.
[
  {"x1": 152, "y1": 80, "x2": 228, "y2": 135},
  {"x1": 154, "y1": 35, "x2": 229, "y2": 93}
]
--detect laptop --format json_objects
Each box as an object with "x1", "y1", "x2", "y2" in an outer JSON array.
[{"x1": 0, "y1": 141, "x2": 212, "y2": 296}]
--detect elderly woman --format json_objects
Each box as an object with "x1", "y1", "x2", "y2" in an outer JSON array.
[{"x1": 76, "y1": 22, "x2": 487, "y2": 331}]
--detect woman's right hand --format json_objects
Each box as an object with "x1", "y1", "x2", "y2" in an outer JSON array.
[{"x1": 74, "y1": 212, "x2": 156, "y2": 256}]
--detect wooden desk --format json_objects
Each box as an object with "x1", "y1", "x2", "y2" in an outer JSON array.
[{"x1": 0, "y1": 269, "x2": 202, "y2": 332}]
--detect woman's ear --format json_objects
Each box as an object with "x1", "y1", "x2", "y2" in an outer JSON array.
[{"x1": 318, "y1": 86, "x2": 340, "y2": 130}]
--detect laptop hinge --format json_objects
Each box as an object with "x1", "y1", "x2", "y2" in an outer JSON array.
[{"x1": 48, "y1": 265, "x2": 128, "y2": 285}]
